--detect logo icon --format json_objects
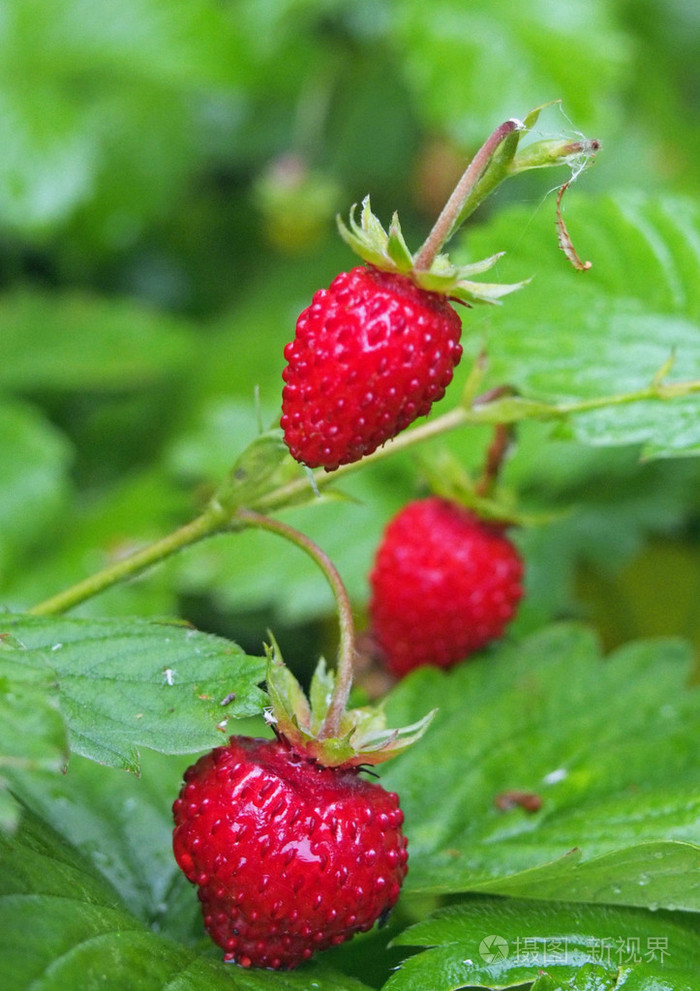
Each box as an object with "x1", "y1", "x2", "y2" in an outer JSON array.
[{"x1": 479, "y1": 934, "x2": 509, "y2": 963}]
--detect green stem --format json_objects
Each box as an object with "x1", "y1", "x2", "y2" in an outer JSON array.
[
  {"x1": 412, "y1": 115, "x2": 600, "y2": 273},
  {"x1": 256, "y1": 407, "x2": 469, "y2": 514},
  {"x1": 26, "y1": 408, "x2": 468, "y2": 618},
  {"x1": 233, "y1": 509, "x2": 355, "y2": 739},
  {"x1": 413, "y1": 118, "x2": 522, "y2": 270},
  {"x1": 27, "y1": 374, "x2": 700, "y2": 617},
  {"x1": 28, "y1": 504, "x2": 231, "y2": 617},
  {"x1": 470, "y1": 377, "x2": 700, "y2": 423}
]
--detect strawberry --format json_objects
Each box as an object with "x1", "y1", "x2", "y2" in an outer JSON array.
[
  {"x1": 281, "y1": 265, "x2": 463, "y2": 470},
  {"x1": 172, "y1": 735, "x2": 407, "y2": 970},
  {"x1": 172, "y1": 643, "x2": 433, "y2": 970},
  {"x1": 369, "y1": 496, "x2": 523, "y2": 677},
  {"x1": 281, "y1": 198, "x2": 526, "y2": 471}
]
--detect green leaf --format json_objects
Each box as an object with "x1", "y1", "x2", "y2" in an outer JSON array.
[
  {"x1": 7, "y1": 751, "x2": 193, "y2": 934},
  {"x1": 0, "y1": 632, "x2": 69, "y2": 833},
  {"x1": 461, "y1": 191, "x2": 700, "y2": 458},
  {"x1": 215, "y1": 429, "x2": 314, "y2": 515},
  {"x1": 529, "y1": 964, "x2": 614, "y2": 991},
  {"x1": 1, "y1": 614, "x2": 267, "y2": 771},
  {"x1": 497, "y1": 429, "x2": 700, "y2": 638},
  {"x1": 13, "y1": 0, "x2": 250, "y2": 90},
  {"x1": 378, "y1": 624, "x2": 699, "y2": 910},
  {"x1": 387, "y1": 897, "x2": 700, "y2": 990},
  {"x1": 0, "y1": 798, "x2": 372, "y2": 991},
  {"x1": 0, "y1": 635, "x2": 69, "y2": 772},
  {"x1": 473, "y1": 842, "x2": 700, "y2": 911},
  {"x1": 0, "y1": 82, "x2": 96, "y2": 231},
  {"x1": 0, "y1": 289, "x2": 196, "y2": 393}
]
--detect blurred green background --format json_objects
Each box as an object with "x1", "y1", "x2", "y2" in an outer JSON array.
[{"x1": 1, "y1": 0, "x2": 700, "y2": 674}]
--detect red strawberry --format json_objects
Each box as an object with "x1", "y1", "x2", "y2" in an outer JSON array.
[
  {"x1": 280, "y1": 198, "x2": 526, "y2": 472},
  {"x1": 369, "y1": 496, "x2": 523, "y2": 677},
  {"x1": 172, "y1": 735, "x2": 407, "y2": 970},
  {"x1": 172, "y1": 639, "x2": 433, "y2": 971},
  {"x1": 281, "y1": 265, "x2": 463, "y2": 471}
]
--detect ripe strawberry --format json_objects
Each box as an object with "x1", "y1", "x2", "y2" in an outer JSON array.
[
  {"x1": 369, "y1": 496, "x2": 523, "y2": 677},
  {"x1": 172, "y1": 735, "x2": 407, "y2": 970},
  {"x1": 281, "y1": 265, "x2": 463, "y2": 470},
  {"x1": 280, "y1": 198, "x2": 526, "y2": 472},
  {"x1": 172, "y1": 642, "x2": 433, "y2": 970}
]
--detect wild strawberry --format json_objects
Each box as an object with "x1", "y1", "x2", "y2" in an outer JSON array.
[
  {"x1": 281, "y1": 198, "x2": 526, "y2": 471},
  {"x1": 172, "y1": 643, "x2": 434, "y2": 970},
  {"x1": 172, "y1": 735, "x2": 407, "y2": 970},
  {"x1": 281, "y1": 265, "x2": 463, "y2": 470},
  {"x1": 369, "y1": 496, "x2": 523, "y2": 677}
]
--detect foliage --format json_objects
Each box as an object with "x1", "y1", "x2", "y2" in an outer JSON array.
[{"x1": 1, "y1": 1, "x2": 700, "y2": 989}]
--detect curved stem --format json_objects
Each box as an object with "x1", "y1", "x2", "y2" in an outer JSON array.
[
  {"x1": 413, "y1": 118, "x2": 522, "y2": 271},
  {"x1": 234, "y1": 508, "x2": 355, "y2": 739},
  {"x1": 25, "y1": 406, "x2": 470, "y2": 618}
]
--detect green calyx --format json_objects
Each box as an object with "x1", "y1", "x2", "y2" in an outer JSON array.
[
  {"x1": 337, "y1": 196, "x2": 528, "y2": 306},
  {"x1": 264, "y1": 642, "x2": 435, "y2": 768}
]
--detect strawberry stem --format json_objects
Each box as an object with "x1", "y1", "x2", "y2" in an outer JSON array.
[
  {"x1": 412, "y1": 113, "x2": 600, "y2": 274},
  {"x1": 413, "y1": 118, "x2": 523, "y2": 271},
  {"x1": 474, "y1": 422, "x2": 515, "y2": 498},
  {"x1": 233, "y1": 508, "x2": 355, "y2": 739},
  {"x1": 27, "y1": 375, "x2": 700, "y2": 618},
  {"x1": 27, "y1": 503, "x2": 231, "y2": 617}
]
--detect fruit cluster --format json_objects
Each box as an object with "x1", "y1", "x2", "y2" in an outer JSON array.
[{"x1": 173, "y1": 144, "x2": 531, "y2": 971}]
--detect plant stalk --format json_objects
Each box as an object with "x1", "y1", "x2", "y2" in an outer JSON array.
[
  {"x1": 474, "y1": 422, "x2": 515, "y2": 498},
  {"x1": 413, "y1": 118, "x2": 523, "y2": 271},
  {"x1": 25, "y1": 408, "x2": 468, "y2": 617},
  {"x1": 233, "y1": 509, "x2": 355, "y2": 738},
  {"x1": 27, "y1": 504, "x2": 231, "y2": 617},
  {"x1": 27, "y1": 374, "x2": 700, "y2": 617}
]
